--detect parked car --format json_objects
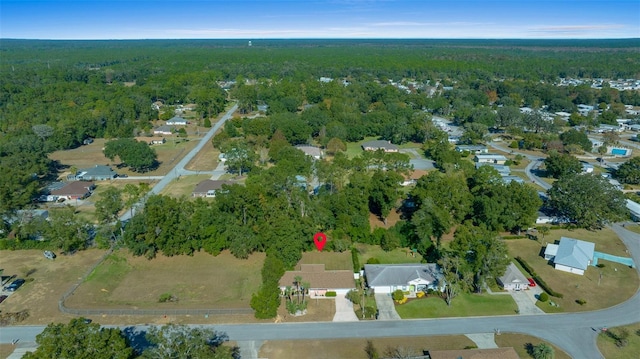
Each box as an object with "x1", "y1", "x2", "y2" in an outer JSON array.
[
  {"x1": 83, "y1": 318, "x2": 93, "y2": 324},
  {"x1": 0, "y1": 295, "x2": 7, "y2": 304},
  {"x1": 527, "y1": 278, "x2": 536, "y2": 287},
  {"x1": 4, "y1": 279, "x2": 25, "y2": 292},
  {"x1": 44, "y1": 250, "x2": 56, "y2": 260}
]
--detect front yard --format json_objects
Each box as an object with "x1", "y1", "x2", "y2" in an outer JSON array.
[
  {"x1": 505, "y1": 227, "x2": 638, "y2": 312},
  {"x1": 395, "y1": 292, "x2": 517, "y2": 319}
]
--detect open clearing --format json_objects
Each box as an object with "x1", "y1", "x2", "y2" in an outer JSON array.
[
  {"x1": 0, "y1": 249, "x2": 105, "y2": 325},
  {"x1": 67, "y1": 250, "x2": 264, "y2": 310},
  {"x1": 297, "y1": 251, "x2": 353, "y2": 270},
  {"x1": 184, "y1": 135, "x2": 220, "y2": 171},
  {"x1": 159, "y1": 174, "x2": 212, "y2": 198},
  {"x1": 49, "y1": 137, "x2": 198, "y2": 177},
  {"x1": 355, "y1": 243, "x2": 423, "y2": 265},
  {"x1": 505, "y1": 227, "x2": 639, "y2": 312},
  {"x1": 597, "y1": 322, "x2": 640, "y2": 359}
]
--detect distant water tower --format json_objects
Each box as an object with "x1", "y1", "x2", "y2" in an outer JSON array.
[{"x1": 248, "y1": 40, "x2": 252, "y2": 47}]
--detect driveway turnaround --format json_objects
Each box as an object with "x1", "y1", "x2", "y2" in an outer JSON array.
[
  {"x1": 465, "y1": 333, "x2": 498, "y2": 349},
  {"x1": 333, "y1": 294, "x2": 359, "y2": 322},
  {"x1": 374, "y1": 293, "x2": 401, "y2": 320}
]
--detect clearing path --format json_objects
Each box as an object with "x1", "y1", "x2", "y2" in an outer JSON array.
[
  {"x1": 374, "y1": 293, "x2": 401, "y2": 320},
  {"x1": 465, "y1": 333, "x2": 498, "y2": 349},
  {"x1": 333, "y1": 294, "x2": 359, "y2": 322}
]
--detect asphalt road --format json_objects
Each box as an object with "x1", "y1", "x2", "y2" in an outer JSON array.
[
  {"x1": 118, "y1": 103, "x2": 237, "y2": 222},
  {"x1": 488, "y1": 141, "x2": 550, "y2": 190}
]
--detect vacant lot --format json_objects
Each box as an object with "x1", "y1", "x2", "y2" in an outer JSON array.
[
  {"x1": 395, "y1": 292, "x2": 517, "y2": 319},
  {"x1": 185, "y1": 136, "x2": 220, "y2": 171},
  {"x1": 159, "y1": 174, "x2": 211, "y2": 198},
  {"x1": 355, "y1": 244, "x2": 423, "y2": 265},
  {"x1": 49, "y1": 137, "x2": 198, "y2": 177},
  {"x1": 260, "y1": 335, "x2": 476, "y2": 359},
  {"x1": 505, "y1": 227, "x2": 638, "y2": 312},
  {"x1": 0, "y1": 249, "x2": 106, "y2": 325},
  {"x1": 297, "y1": 251, "x2": 353, "y2": 271},
  {"x1": 67, "y1": 250, "x2": 264, "y2": 310}
]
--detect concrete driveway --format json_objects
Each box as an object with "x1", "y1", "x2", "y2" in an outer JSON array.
[
  {"x1": 511, "y1": 290, "x2": 545, "y2": 315},
  {"x1": 333, "y1": 294, "x2": 359, "y2": 322},
  {"x1": 374, "y1": 293, "x2": 401, "y2": 320}
]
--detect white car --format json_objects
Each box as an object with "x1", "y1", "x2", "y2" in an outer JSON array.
[{"x1": 44, "y1": 250, "x2": 56, "y2": 260}]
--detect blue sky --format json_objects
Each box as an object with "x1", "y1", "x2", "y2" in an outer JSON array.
[{"x1": 1, "y1": 0, "x2": 638, "y2": 39}]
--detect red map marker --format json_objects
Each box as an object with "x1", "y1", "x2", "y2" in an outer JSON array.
[{"x1": 313, "y1": 232, "x2": 327, "y2": 252}]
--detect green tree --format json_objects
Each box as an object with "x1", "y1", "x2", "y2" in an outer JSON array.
[
  {"x1": 532, "y1": 342, "x2": 555, "y2": 359},
  {"x1": 23, "y1": 318, "x2": 134, "y2": 359},
  {"x1": 368, "y1": 170, "x2": 402, "y2": 223},
  {"x1": 142, "y1": 324, "x2": 238, "y2": 359},
  {"x1": 103, "y1": 138, "x2": 158, "y2": 172},
  {"x1": 544, "y1": 150, "x2": 581, "y2": 179},
  {"x1": 559, "y1": 129, "x2": 592, "y2": 152},
  {"x1": 224, "y1": 140, "x2": 256, "y2": 176},
  {"x1": 616, "y1": 156, "x2": 640, "y2": 184},
  {"x1": 548, "y1": 173, "x2": 628, "y2": 229},
  {"x1": 95, "y1": 187, "x2": 123, "y2": 223},
  {"x1": 46, "y1": 206, "x2": 91, "y2": 253}
]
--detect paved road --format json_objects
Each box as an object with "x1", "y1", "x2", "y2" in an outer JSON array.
[
  {"x1": 488, "y1": 141, "x2": 550, "y2": 190},
  {"x1": 119, "y1": 103, "x2": 237, "y2": 222}
]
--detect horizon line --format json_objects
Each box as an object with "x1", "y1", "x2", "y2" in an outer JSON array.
[{"x1": 2, "y1": 37, "x2": 640, "y2": 41}]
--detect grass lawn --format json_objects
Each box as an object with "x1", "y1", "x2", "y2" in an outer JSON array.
[
  {"x1": 297, "y1": 251, "x2": 353, "y2": 271},
  {"x1": 184, "y1": 136, "x2": 220, "y2": 171},
  {"x1": 345, "y1": 136, "x2": 377, "y2": 158},
  {"x1": 260, "y1": 335, "x2": 476, "y2": 359},
  {"x1": 0, "y1": 344, "x2": 15, "y2": 359},
  {"x1": 0, "y1": 249, "x2": 106, "y2": 325},
  {"x1": 622, "y1": 224, "x2": 640, "y2": 235},
  {"x1": 505, "y1": 227, "x2": 639, "y2": 312},
  {"x1": 159, "y1": 174, "x2": 211, "y2": 198},
  {"x1": 495, "y1": 333, "x2": 571, "y2": 359},
  {"x1": 395, "y1": 292, "x2": 518, "y2": 318},
  {"x1": 355, "y1": 244, "x2": 423, "y2": 265},
  {"x1": 597, "y1": 323, "x2": 640, "y2": 359},
  {"x1": 68, "y1": 249, "x2": 264, "y2": 310}
]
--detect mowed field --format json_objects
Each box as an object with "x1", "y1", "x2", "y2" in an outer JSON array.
[
  {"x1": 0, "y1": 249, "x2": 106, "y2": 325},
  {"x1": 49, "y1": 137, "x2": 199, "y2": 177},
  {"x1": 505, "y1": 227, "x2": 639, "y2": 312},
  {"x1": 260, "y1": 333, "x2": 571, "y2": 359},
  {"x1": 67, "y1": 250, "x2": 264, "y2": 310}
]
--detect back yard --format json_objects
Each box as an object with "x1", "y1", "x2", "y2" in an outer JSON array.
[{"x1": 505, "y1": 227, "x2": 639, "y2": 312}]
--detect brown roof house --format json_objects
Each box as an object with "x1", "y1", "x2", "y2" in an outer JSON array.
[
  {"x1": 192, "y1": 179, "x2": 234, "y2": 198},
  {"x1": 279, "y1": 264, "x2": 355, "y2": 297},
  {"x1": 428, "y1": 347, "x2": 520, "y2": 359},
  {"x1": 361, "y1": 140, "x2": 399, "y2": 153},
  {"x1": 51, "y1": 181, "x2": 95, "y2": 200}
]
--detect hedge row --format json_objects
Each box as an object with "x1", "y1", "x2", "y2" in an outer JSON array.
[
  {"x1": 0, "y1": 239, "x2": 50, "y2": 251},
  {"x1": 515, "y1": 256, "x2": 564, "y2": 298},
  {"x1": 325, "y1": 291, "x2": 337, "y2": 297},
  {"x1": 351, "y1": 247, "x2": 360, "y2": 273}
]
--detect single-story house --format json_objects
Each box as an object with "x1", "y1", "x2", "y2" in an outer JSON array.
[
  {"x1": 192, "y1": 179, "x2": 234, "y2": 198},
  {"x1": 498, "y1": 263, "x2": 529, "y2": 291},
  {"x1": 166, "y1": 116, "x2": 188, "y2": 126},
  {"x1": 5, "y1": 209, "x2": 49, "y2": 225},
  {"x1": 581, "y1": 162, "x2": 594, "y2": 173},
  {"x1": 295, "y1": 145, "x2": 323, "y2": 160},
  {"x1": 427, "y1": 347, "x2": 519, "y2": 359},
  {"x1": 153, "y1": 125, "x2": 173, "y2": 135},
  {"x1": 361, "y1": 140, "x2": 399, "y2": 153},
  {"x1": 455, "y1": 145, "x2": 488, "y2": 154},
  {"x1": 544, "y1": 237, "x2": 595, "y2": 275},
  {"x1": 501, "y1": 175, "x2": 525, "y2": 184},
  {"x1": 73, "y1": 165, "x2": 117, "y2": 181},
  {"x1": 364, "y1": 264, "x2": 444, "y2": 295},
  {"x1": 474, "y1": 153, "x2": 508, "y2": 165},
  {"x1": 596, "y1": 124, "x2": 623, "y2": 133},
  {"x1": 279, "y1": 264, "x2": 355, "y2": 296},
  {"x1": 51, "y1": 181, "x2": 95, "y2": 200},
  {"x1": 135, "y1": 136, "x2": 166, "y2": 145},
  {"x1": 475, "y1": 162, "x2": 511, "y2": 176},
  {"x1": 626, "y1": 199, "x2": 640, "y2": 221}
]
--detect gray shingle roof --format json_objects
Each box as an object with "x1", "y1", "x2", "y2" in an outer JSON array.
[
  {"x1": 364, "y1": 264, "x2": 442, "y2": 287},
  {"x1": 79, "y1": 165, "x2": 116, "y2": 177},
  {"x1": 554, "y1": 237, "x2": 595, "y2": 271}
]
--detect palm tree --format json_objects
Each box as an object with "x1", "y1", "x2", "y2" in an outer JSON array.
[
  {"x1": 532, "y1": 342, "x2": 554, "y2": 359},
  {"x1": 294, "y1": 275, "x2": 302, "y2": 305}
]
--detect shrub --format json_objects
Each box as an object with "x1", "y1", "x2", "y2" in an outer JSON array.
[
  {"x1": 576, "y1": 299, "x2": 587, "y2": 305},
  {"x1": 515, "y1": 256, "x2": 563, "y2": 298},
  {"x1": 351, "y1": 247, "x2": 361, "y2": 273},
  {"x1": 538, "y1": 292, "x2": 549, "y2": 302},
  {"x1": 416, "y1": 291, "x2": 425, "y2": 298},
  {"x1": 366, "y1": 257, "x2": 380, "y2": 264},
  {"x1": 325, "y1": 291, "x2": 337, "y2": 297},
  {"x1": 596, "y1": 263, "x2": 605, "y2": 268},
  {"x1": 158, "y1": 293, "x2": 177, "y2": 303},
  {"x1": 363, "y1": 306, "x2": 376, "y2": 319},
  {"x1": 392, "y1": 289, "x2": 405, "y2": 302}
]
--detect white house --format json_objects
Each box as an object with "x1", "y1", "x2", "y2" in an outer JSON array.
[
  {"x1": 455, "y1": 145, "x2": 488, "y2": 154},
  {"x1": 544, "y1": 237, "x2": 595, "y2": 275},
  {"x1": 498, "y1": 263, "x2": 529, "y2": 291},
  {"x1": 166, "y1": 116, "x2": 188, "y2": 126},
  {"x1": 474, "y1": 153, "x2": 508, "y2": 165},
  {"x1": 153, "y1": 125, "x2": 173, "y2": 135},
  {"x1": 364, "y1": 264, "x2": 444, "y2": 295}
]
